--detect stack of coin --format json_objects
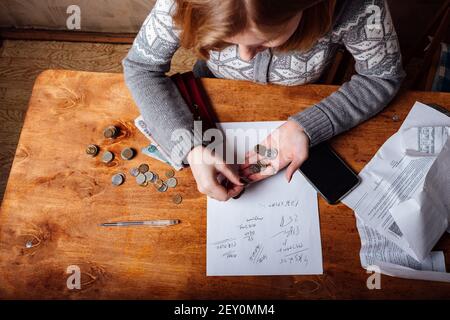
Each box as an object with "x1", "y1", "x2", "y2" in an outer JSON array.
[{"x1": 103, "y1": 126, "x2": 119, "y2": 139}]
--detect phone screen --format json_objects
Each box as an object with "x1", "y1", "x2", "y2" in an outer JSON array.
[{"x1": 299, "y1": 143, "x2": 360, "y2": 204}]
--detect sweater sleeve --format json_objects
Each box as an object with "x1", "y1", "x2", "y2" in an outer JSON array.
[
  {"x1": 289, "y1": 0, "x2": 406, "y2": 146},
  {"x1": 122, "y1": 0, "x2": 202, "y2": 166}
]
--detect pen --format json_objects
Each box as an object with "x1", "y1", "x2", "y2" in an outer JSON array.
[{"x1": 100, "y1": 219, "x2": 180, "y2": 227}]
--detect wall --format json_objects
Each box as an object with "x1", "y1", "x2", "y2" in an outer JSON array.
[
  {"x1": 0, "y1": 0, "x2": 156, "y2": 33},
  {"x1": 0, "y1": 0, "x2": 448, "y2": 52}
]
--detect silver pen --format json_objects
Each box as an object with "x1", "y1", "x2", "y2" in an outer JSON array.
[{"x1": 100, "y1": 219, "x2": 180, "y2": 227}]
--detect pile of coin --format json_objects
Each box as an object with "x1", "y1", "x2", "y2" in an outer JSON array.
[
  {"x1": 255, "y1": 144, "x2": 278, "y2": 160},
  {"x1": 127, "y1": 164, "x2": 182, "y2": 204},
  {"x1": 85, "y1": 125, "x2": 183, "y2": 205},
  {"x1": 248, "y1": 144, "x2": 279, "y2": 174}
]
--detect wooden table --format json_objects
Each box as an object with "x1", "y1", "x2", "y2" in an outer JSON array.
[{"x1": 1, "y1": 70, "x2": 449, "y2": 299}]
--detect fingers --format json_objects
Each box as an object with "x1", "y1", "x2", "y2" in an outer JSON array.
[
  {"x1": 216, "y1": 163, "x2": 243, "y2": 186},
  {"x1": 285, "y1": 152, "x2": 309, "y2": 183},
  {"x1": 285, "y1": 159, "x2": 301, "y2": 183},
  {"x1": 198, "y1": 180, "x2": 229, "y2": 201},
  {"x1": 228, "y1": 184, "x2": 245, "y2": 199}
]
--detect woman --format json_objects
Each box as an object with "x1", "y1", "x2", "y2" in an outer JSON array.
[{"x1": 123, "y1": 0, "x2": 405, "y2": 201}]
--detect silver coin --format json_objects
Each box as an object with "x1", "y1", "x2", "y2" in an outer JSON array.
[
  {"x1": 129, "y1": 168, "x2": 140, "y2": 177},
  {"x1": 265, "y1": 148, "x2": 278, "y2": 160},
  {"x1": 136, "y1": 173, "x2": 147, "y2": 185},
  {"x1": 151, "y1": 172, "x2": 159, "y2": 183},
  {"x1": 145, "y1": 171, "x2": 154, "y2": 182},
  {"x1": 254, "y1": 144, "x2": 267, "y2": 155},
  {"x1": 112, "y1": 173, "x2": 125, "y2": 186},
  {"x1": 157, "y1": 182, "x2": 168, "y2": 192},
  {"x1": 166, "y1": 177, "x2": 178, "y2": 188},
  {"x1": 102, "y1": 151, "x2": 114, "y2": 163}
]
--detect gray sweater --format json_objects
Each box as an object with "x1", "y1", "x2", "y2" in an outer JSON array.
[{"x1": 123, "y1": 0, "x2": 405, "y2": 166}]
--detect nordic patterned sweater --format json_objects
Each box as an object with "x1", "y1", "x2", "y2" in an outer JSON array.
[{"x1": 123, "y1": 0, "x2": 405, "y2": 165}]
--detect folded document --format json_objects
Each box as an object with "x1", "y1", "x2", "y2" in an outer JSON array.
[{"x1": 342, "y1": 102, "x2": 450, "y2": 282}]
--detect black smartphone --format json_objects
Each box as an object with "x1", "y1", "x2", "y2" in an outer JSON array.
[{"x1": 298, "y1": 142, "x2": 361, "y2": 205}]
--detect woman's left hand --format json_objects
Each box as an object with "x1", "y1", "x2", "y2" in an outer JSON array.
[{"x1": 239, "y1": 120, "x2": 310, "y2": 183}]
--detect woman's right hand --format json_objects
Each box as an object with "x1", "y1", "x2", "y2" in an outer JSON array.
[{"x1": 187, "y1": 145, "x2": 244, "y2": 201}]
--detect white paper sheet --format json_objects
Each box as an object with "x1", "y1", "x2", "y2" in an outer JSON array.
[
  {"x1": 342, "y1": 102, "x2": 450, "y2": 261},
  {"x1": 356, "y1": 218, "x2": 446, "y2": 274},
  {"x1": 342, "y1": 102, "x2": 450, "y2": 282},
  {"x1": 207, "y1": 122, "x2": 323, "y2": 276}
]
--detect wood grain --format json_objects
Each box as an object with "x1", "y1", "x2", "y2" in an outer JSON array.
[
  {"x1": 0, "y1": 70, "x2": 449, "y2": 299},
  {"x1": 0, "y1": 39, "x2": 196, "y2": 204}
]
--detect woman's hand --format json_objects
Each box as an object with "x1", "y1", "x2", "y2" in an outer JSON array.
[
  {"x1": 187, "y1": 145, "x2": 244, "y2": 201},
  {"x1": 239, "y1": 120, "x2": 310, "y2": 183}
]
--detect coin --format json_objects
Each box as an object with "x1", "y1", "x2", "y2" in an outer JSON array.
[
  {"x1": 257, "y1": 160, "x2": 269, "y2": 169},
  {"x1": 129, "y1": 168, "x2": 140, "y2": 177},
  {"x1": 154, "y1": 179, "x2": 164, "y2": 189},
  {"x1": 254, "y1": 144, "x2": 266, "y2": 155},
  {"x1": 121, "y1": 148, "x2": 135, "y2": 160},
  {"x1": 240, "y1": 177, "x2": 252, "y2": 186},
  {"x1": 157, "y1": 183, "x2": 168, "y2": 192},
  {"x1": 172, "y1": 194, "x2": 182, "y2": 204},
  {"x1": 165, "y1": 169, "x2": 175, "y2": 178},
  {"x1": 265, "y1": 148, "x2": 278, "y2": 160},
  {"x1": 151, "y1": 172, "x2": 159, "y2": 183},
  {"x1": 138, "y1": 163, "x2": 149, "y2": 173},
  {"x1": 136, "y1": 173, "x2": 147, "y2": 185},
  {"x1": 145, "y1": 171, "x2": 154, "y2": 182},
  {"x1": 103, "y1": 126, "x2": 119, "y2": 139},
  {"x1": 112, "y1": 173, "x2": 125, "y2": 186},
  {"x1": 102, "y1": 151, "x2": 114, "y2": 164},
  {"x1": 166, "y1": 177, "x2": 178, "y2": 188},
  {"x1": 86, "y1": 144, "x2": 99, "y2": 157},
  {"x1": 233, "y1": 188, "x2": 245, "y2": 200},
  {"x1": 249, "y1": 164, "x2": 261, "y2": 174}
]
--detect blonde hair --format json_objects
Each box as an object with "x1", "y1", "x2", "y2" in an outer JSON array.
[{"x1": 173, "y1": 0, "x2": 337, "y2": 59}]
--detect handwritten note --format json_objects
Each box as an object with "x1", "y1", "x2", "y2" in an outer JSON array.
[{"x1": 207, "y1": 122, "x2": 323, "y2": 276}]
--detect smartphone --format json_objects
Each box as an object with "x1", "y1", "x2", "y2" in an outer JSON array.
[{"x1": 298, "y1": 142, "x2": 361, "y2": 205}]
